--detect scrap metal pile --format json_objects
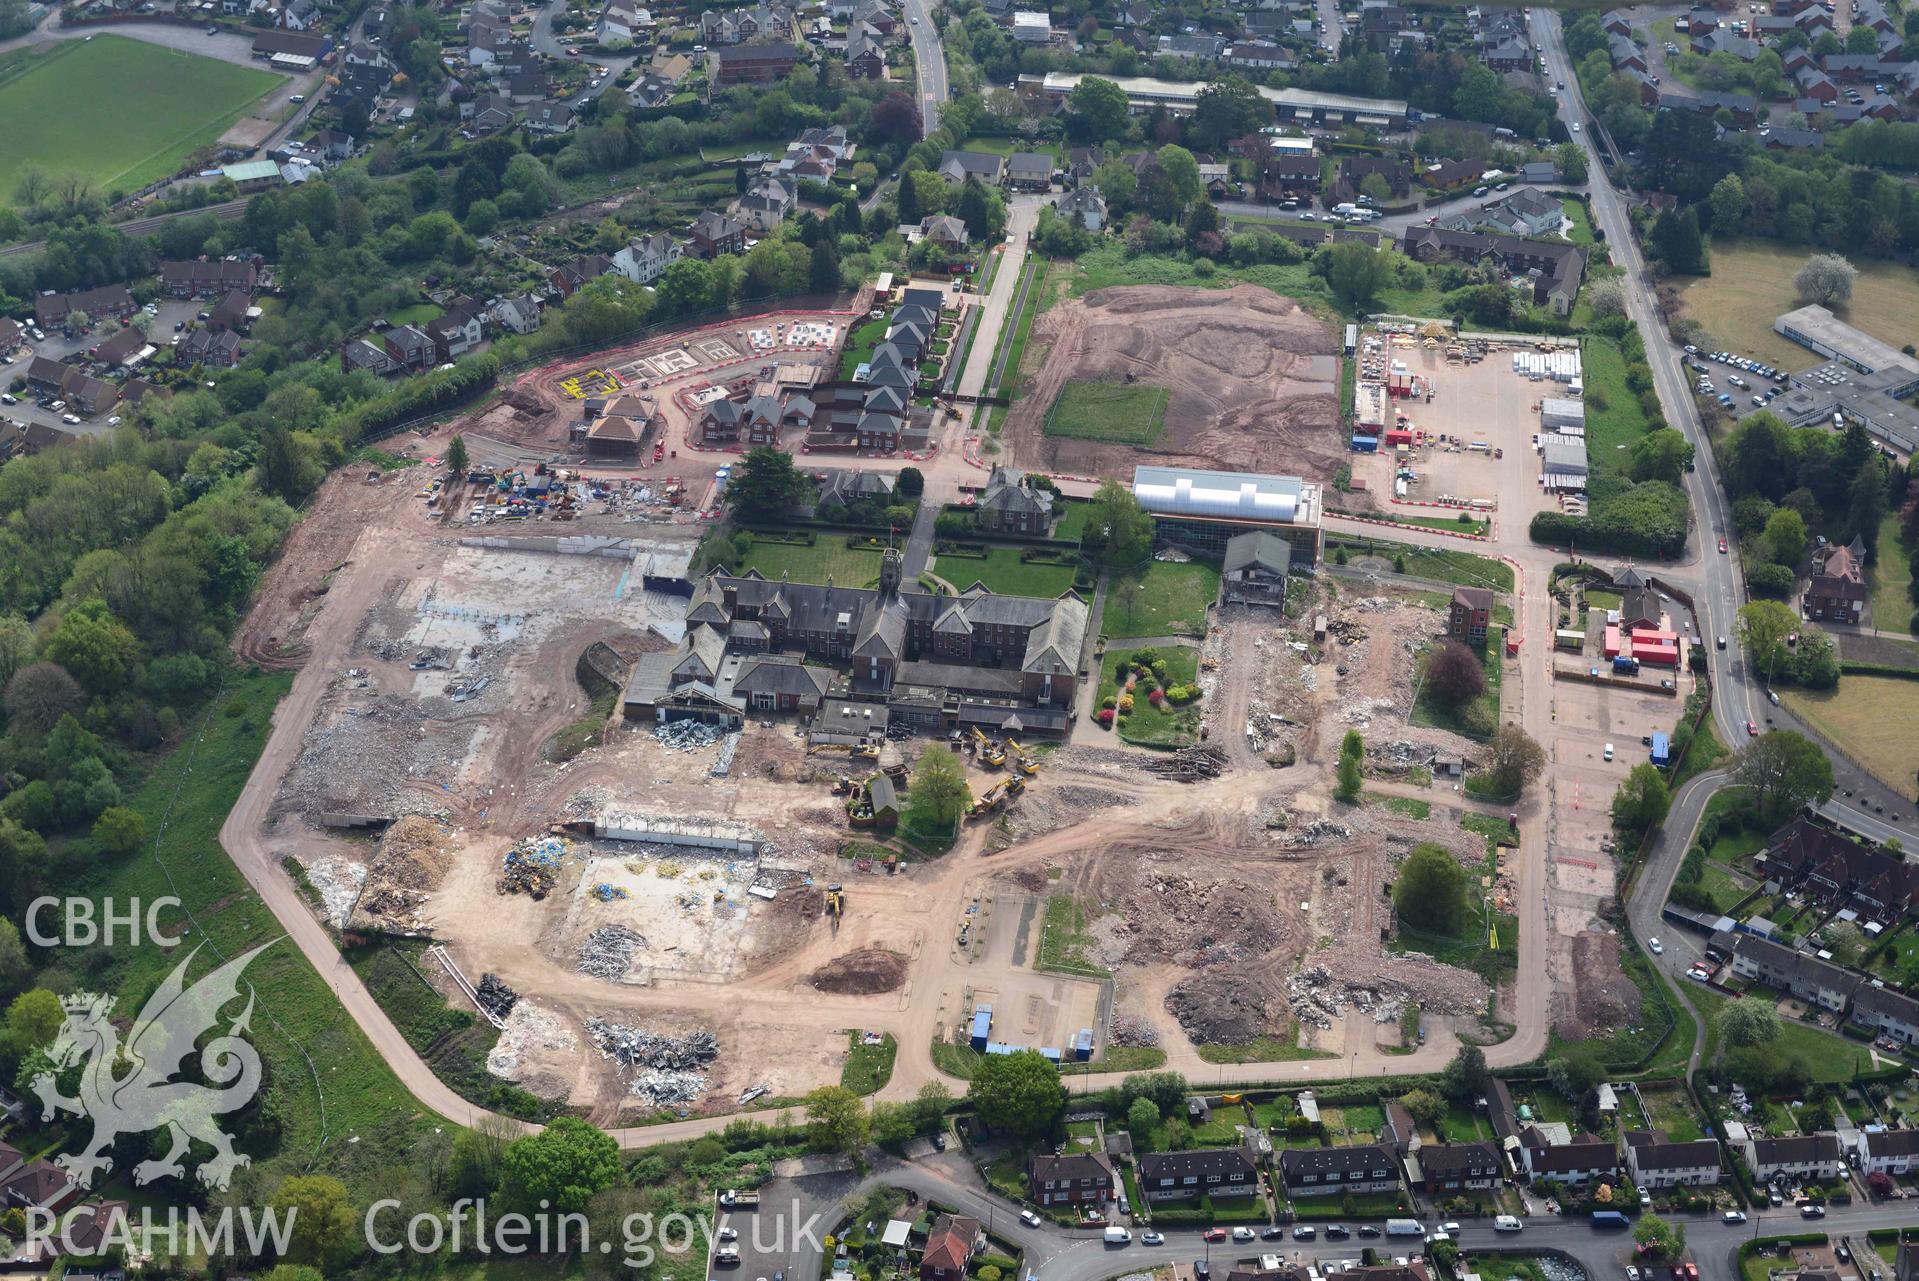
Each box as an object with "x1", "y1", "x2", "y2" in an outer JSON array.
[
  {"x1": 656, "y1": 721, "x2": 726, "y2": 751},
  {"x1": 577, "y1": 925, "x2": 647, "y2": 980},
  {"x1": 584, "y1": 1018, "x2": 719, "y2": 1105},
  {"x1": 475, "y1": 973, "x2": 518, "y2": 1022}
]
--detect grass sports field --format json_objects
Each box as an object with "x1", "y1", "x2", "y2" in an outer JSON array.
[
  {"x1": 0, "y1": 37, "x2": 282, "y2": 202},
  {"x1": 1676, "y1": 239, "x2": 1919, "y2": 371},
  {"x1": 1782, "y1": 674, "x2": 1919, "y2": 797},
  {"x1": 1043, "y1": 379, "x2": 1170, "y2": 445}
]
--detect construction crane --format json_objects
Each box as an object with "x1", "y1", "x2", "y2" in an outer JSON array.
[
  {"x1": 1003, "y1": 737, "x2": 1039, "y2": 776},
  {"x1": 969, "y1": 726, "x2": 1005, "y2": 768}
]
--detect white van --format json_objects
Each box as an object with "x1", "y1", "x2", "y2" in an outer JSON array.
[
  {"x1": 1493, "y1": 1215, "x2": 1523, "y2": 1232},
  {"x1": 1104, "y1": 1227, "x2": 1132, "y2": 1245},
  {"x1": 1603, "y1": 742, "x2": 1614, "y2": 761}
]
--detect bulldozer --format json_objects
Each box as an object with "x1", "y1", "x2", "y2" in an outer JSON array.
[
  {"x1": 969, "y1": 726, "x2": 1006, "y2": 768},
  {"x1": 1003, "y1": 737, "x2": 1039, "y2": 777}
]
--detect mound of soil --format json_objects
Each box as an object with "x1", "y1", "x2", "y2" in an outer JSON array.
[
  {"x1": 1558, "y1": 931, "x2": 1644, "y2": 1041},
  {"x1": 1166, "y1": 967, "x2": 1285, "y2": 1044},
  {"x1": 1004, "y1": 283, "x2": 1343, "y2": 480},
  {"x1": 810, "y1": 948, "x2": 909, "y2": 994}
]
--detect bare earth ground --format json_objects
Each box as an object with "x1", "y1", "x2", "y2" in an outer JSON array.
[
  {"x1": 221, "y1": 307, "x2": 1631, "y2": 1133},
  {"x1": 1003, "y1": 284, "x2": 1345, "y2": 481}
]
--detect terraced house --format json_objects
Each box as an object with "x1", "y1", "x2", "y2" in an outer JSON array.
[
  {"x1": 1622, "y1": 1130, "x2": 1722, "y2": 1189},
  {"x1": 1028, "y1": 1150, "x2": 1117, "y2": 1208}
]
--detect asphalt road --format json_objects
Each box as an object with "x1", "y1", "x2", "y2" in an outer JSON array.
[
  {"x1": 1532, "y1": 8, "x2": 1917, "y2": 852},
  {"x1": 898, "y1": 0, "x2": 950, "y2": 136}
]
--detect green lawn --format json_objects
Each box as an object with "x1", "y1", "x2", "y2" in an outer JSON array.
[
  {"x1": 1043, "y1": 380, "x2": 1171, "y2": 446},
  {"x1": 1410, "y1": 631, "x2": 1504, "y2": 740},
  {"x1": 1581, "y1": 335, "x2": 1654, "y2": 482},
  {"x1": 1870, "y1": 513, "x2": 1913, "y2": 634},
  {"x1": 1103, "y1": 560, "x2": 1219, "y2": 638},
  {"x1": 1099, "y1": 645, "x2": 1202, "y2": 749},
  {"x1": 1641, "y1": 1086, "x2": 1706, "y2": 1142},
  {"x1": 739, "y1": 538, "x2": 884, "y2": 586},
  {"x1": 842, "y1": 1032, "x2": 897, "y2": 1095},
  {"x1": 1377, "y1": 795, "x2": 1432, "y2": 819},
  {"x1": 937, "y1": 546, "x2": 1077, "y2": 597},
  {"x1": 1052, "y1": 499, "x2": 1092, "y2": 543},
  {"x1": 1678, "y1": 238, "x2": 1919, "y2": 372},
  {"x1": 24, "y1": 670, "x2": 431, "y2": 1191},
  {"x1": 0, "y1": 36, "x2": 283, "y2": 201},
  {"x1": 1195, "y1": 1029, "x2": 1338, "y2": 1064},
  {"x1": 1701, "y1": 790, "x2": 1766, "y2": 867},
  {"x1": 1561, "y1": 198, "x2": 1597, "y2": 246},
  {"x1": 385, "y1": 303, "x2": 442, "y2": 328},
  {"x1": 1037, "y1": 895, "x2": 1109, "y2": 978},
  {"x1": 838, "y1": 314, "x2": 890, "y2": 379},
  {"x1": 1328, "y1": 537, "x2": 1514, "y2": 592},
  {"x1": 1691, "y1": 986, "x2": 1876, "y2": 1082}
]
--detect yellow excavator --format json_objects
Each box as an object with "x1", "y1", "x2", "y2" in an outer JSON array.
[
  {"x1": 966, "y1": 773, "x2": 1025, "y2": 820},
  {"x1": 1004, "y1": 737, "x2": 1039, "y2": 776},
  {"x1": 969, "y1": 726, "x2": 1006, "y2": 768}
]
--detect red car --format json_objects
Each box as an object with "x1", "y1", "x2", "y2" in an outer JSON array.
[
  {"x1": 1746, "y1": 720, "x2": 1759, "y2": 736},
  {"x1": 1718, "y1": 538, "x2": 1727, "y2": 553},
  {"x1": 1203, "y1": 1228, "x2": 1228, "y2": 1243},
  {"x1": 567, "y1": 46, "x2": 580, "y2": 54}
]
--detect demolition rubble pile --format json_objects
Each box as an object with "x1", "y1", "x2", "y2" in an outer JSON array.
[
  {"x1": 584, "y1": 1019, "x2": 719, "y2": 1105},
  {"x1": 1282, "y1": 819, "x2": 1352, "y2": 850},
  {"x1": 475, "y1": 973, "x2": 518, "y2": 1022},
  {"x1": 577, "y1": 925, "x2": 647, "y2": 980},
  {"x1": 1146, "y1": 745, "x2": 1226, "y2": 782},
  {"x1": 656, "y1": 721, "x2": 726, "y2": 751},
  {"x1": 1109, "y1": 1012, "x2": 1160, "y2": 1048},
  {"x1": 499, "y1": 835, "x2": 570, "y2": 898},
  {"x1": 349, "y1": 815, "x2": 454, "y2": 933},
  {"x1": 1287, "y1": 958, "x2": 1487, "y2": 1030}
]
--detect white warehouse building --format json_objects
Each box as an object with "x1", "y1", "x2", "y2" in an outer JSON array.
[{"x1": 1131, "y1": 465, "x2": 1324, "y2": 565}]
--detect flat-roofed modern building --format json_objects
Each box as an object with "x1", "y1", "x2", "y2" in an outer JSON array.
[
  {"x1": 1028, "y1": 72, "x2": 1406, "y2": 126},
  {"x1": 1775, "y1": 305, "x2": 1919, "y2": 395},
  {"x1": 1132, "y1": 465, "x2": 1324, "y2": 564}
]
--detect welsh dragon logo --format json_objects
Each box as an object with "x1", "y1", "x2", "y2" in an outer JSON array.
[{"x1": 30, "y1": 943, "x2": 271, "y2": 1191}]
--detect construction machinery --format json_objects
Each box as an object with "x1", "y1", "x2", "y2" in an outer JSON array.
[
  {"x1": 969, "y1": 726, "x2": 1006, "y2": 768},
  {"x1": 823, "y1": 883, "x2": 845, "y2": 927},
  {"x1": 965, "y1": 774, "x2": 1025, "y2": 820},
  {"x1": 1003, "y1": 737, "x2": 1039, "y2": 776}
]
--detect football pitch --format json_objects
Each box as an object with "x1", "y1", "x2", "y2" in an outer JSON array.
[{"x1": 0, "y1": 36, "x2": 283, "y2": 202}]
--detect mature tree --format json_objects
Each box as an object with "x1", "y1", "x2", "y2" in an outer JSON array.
[
  {"x1": 1736, "y1": 599, "x2": 1798, "y2": 686},
  {"x1": 727, "y1": 446, "x2": 811, "y2": 518},
  {"x1": 1845, "y1": 23, "x2": 1880, "y2": 51},
  {"x1": 0, "y1": 920, "x2": 27, "y2": 993},
  {"x1": 1648, "y1": 206, "x2": 1706, "y2": 274},
  {"x1": 1126, "y1": 1096, "x2": 1161, "y2": 1138},
  {"x1": 1717, "y1": 996, "x2": 1783, "y2": 1048},
  {"x1": 6, "y1": 989, "x2": 62, "y2": 1048},
  {"x1": 1630, "y1": 428, "x2": 1694, "y2": 485},
  {"x1": 1764, "y1": 507, "x2": 1808, "y2": 568},
  {"x1": 499, "y1": 1117, "x2": 623, "y2": 1214},
  {"x1": 1320, "y1": 240, "x2": 1389, "y2": 313},
  {"x1": 1556, "y1": 143, "x2": 1589, "y2": 184},
  {"x1": 895, "y1": 466, "x2": 925, "y2": 498},
  {"x1": 1730, "y1": 730, "x2": 1835, "y2": 823},
  {"x1": 91, "y1": 807, "x2": 148, "y2": 859},
  {"x1": 810, "y1": 238, "x2": 841, "y2": 293},
  {"x1": 805, "y1": 1085, "x2": 871, "y2": 1155},
  {"x1": 1794, "y1": 252, "x2": 1858, "y2": 308},
  {"x1": 0, "y1": 614, "x2": 32, "y2": 691},
  {"x1": 1336, "y1": 752, "x2": 1363, "y2": 803},
  {"x1": 1425, "y1": 640, "x2": 1486, "y2": 708},
  {"x1": 4, "y1": 663, "x2": 83, "y2": 733},
  {"x1": 1154, "y1": 144, "x2": 1202, "y2": 212},
  {"x1": 1488, "y1": 723, "x2": 1547, "y2": 796},
  {"x1": 905, "y1": 743, "x2": 971, "y2": 839},
  {"x1": 910, "y1": 1080, "x2": 952, "y2": 1132},
  {"x1": 1708, "y1": 173, "x2": 1747, "y2": 232},
  {"x1": 1633, "y1": 1214, "x2": 1684, "y2": 1260},
  {"x1": 1067, "y1": 75, "x2": 1131, "y2": 143},
  {"x1": 953, "y1": 176, "x2": 1006, "y2": 243},
  {"x1": 869, "y1": 90, "x2": 922, "y2": 143},
  {"x1": 1394, "y1": 844, "x2": 1469, "y2": 934},
  {"x1": 967, "y1": 1048, "x2": 1065, "y2": 1137},
  {"x1": 268, "y1": 1176, "x2": 357, "y2": 1267},
  {"x1": 1400, "y1": 1087, "x2": 1445, "y2": 1130},
  {"x1": 1547, "y1": 1044, "x2": 1606, "y2": 1101},
  {"x1": 1585, "y1": 275, "x2": 1628, "y2": 319},
  {"x1": 1083, "y1": 479, "x2": 1154, "y2": 567},
  {"x1": 1441, "y1": 1044, "x2": 1490, "y2": 1099},
  {"x1": 1848, "y1": 457, "x2": 1888, "y2": 550},
  {"x1": 445, "y1": 435, "x2": 469, "y2": 477},
  {"x1": 1611, "y1": 763, "x2": 1671, "y2": 838},
  {"x1": 1118, "y1": 1070, "x2": 1188, "y2": 1117},
  {"x1": 1193, "y1": 78, "x2": 1269, "y2": 150},
  {"x1": 43, "y1": 600, "x2": 140, "y2": 694}
]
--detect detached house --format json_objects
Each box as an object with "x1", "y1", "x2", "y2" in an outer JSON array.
[
  {"x1": 1279, "y1": 1144, "x2": 1400, "y2": 1198},
  {"x1": 1623, "y1": 1131, "x2": 1722, "y2": 1189},
  {"x1": 1805, "y1": 535, "x2": 1867, "y2": 622},
  {"x1": 614, "y1": 233, "x2": 683, "y2": 286},
  {"x1": 1139, "y1": 1147, "x2": 1262, "y2": 1202},
  {"x1": 1028, "y1": 1150, "x2": 1117, "y2": 1208},
  {"x1": 1054, "y1": 186, "x2": 1107, "y2": 231},
  {"x1": 427, "y1": 298, "x2": 487, "y2": 362},
  {"x1": 976, "y1": 464, "x2": 1054, "y2": 535},
  {"x1": 737, "y1": 176, "x2": 797, "y2": 232},
  {"x1": 688, "y1": 210, "x2": 747, "y2": 258},
  {"x1": 1449, "y1": 586, "x2": 1493, "y2": 646}
]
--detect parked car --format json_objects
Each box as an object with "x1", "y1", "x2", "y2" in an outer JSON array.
[
  {"x1": 1292, "y1": 1226, "x2": 1316, "y2": 1241},
  {"x1": 1357, "y1": 1226, "x2": 1381, "y2": 1239},
  {"x1": 1231, "y1": 1228, "x2": 1256, "y2": 1243},
  {"x1": 1648, "y1": 938, "x2": 1662, "y2": 954},
  {"x1": 1801, "y1": 1204, "x2": 1826, "y2": 1219},
  {"x1": 1261, "y1": 1227, "x2": 1286, "y2": 1241},
  {"x1": 1324, "y1": 1226, "x2": 1351, "y2": 1240},
  {"x1": 1141, "y1": 1232, "x2": 1164, "y2": 1246},
  {"x1": 1195, "y1": 1262, "x2": 1211, "y2": 1281},
  {"x1": 1019, "y1": 1211, "x2": 1042, "y2": 1228},
  {"x1": 1746, "y1": 720, "x2": 1759, "y2": 736}
]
